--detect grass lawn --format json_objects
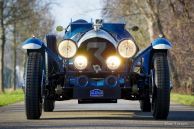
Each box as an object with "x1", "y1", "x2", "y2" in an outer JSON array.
[
  {"x1": 0, "y1": 89, "x2": 24, "y2": 106},
  {"x1": 171, "y1": 93, "x2": 194, "y2": 106},
  {"x1": 0, "y1": 89, "x2": 194, "y2": 107}
]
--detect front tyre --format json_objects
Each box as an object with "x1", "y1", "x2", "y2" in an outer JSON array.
[
  {"x1": 25, "y1": 52, "x2": 43, "y2": 119},
  {"x1": 152, "y1": 52, "x2": 170, "y2": 120}
]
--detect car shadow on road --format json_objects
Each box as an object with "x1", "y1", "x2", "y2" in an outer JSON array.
[{"x1": 40, "y1": 110, "x2": 194, "y2": 121}]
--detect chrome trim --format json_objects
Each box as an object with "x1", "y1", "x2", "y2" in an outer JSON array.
[{"x1": 77, "y1": 29, "x2": 117, "y2": 47}]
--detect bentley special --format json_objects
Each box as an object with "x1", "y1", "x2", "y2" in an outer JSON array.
[{"x1": 22, "y1": 19, "x2": 172, "y2": 120}]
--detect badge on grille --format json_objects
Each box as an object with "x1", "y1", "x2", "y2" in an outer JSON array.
[{"x1": 93, "y1": 65, "x2": 102, "y2": 73}]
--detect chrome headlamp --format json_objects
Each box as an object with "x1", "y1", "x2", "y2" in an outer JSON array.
[
  {"x1": 58, "y1": 40, "x2": 77, "y2": 58},
  {"x1": 74, "y1": 55, "x2": 88, "y2": 70},
  {"x1": 106, "y1": 56, "x2": 121, "y2": 70},
  {"x1": 117, "y1": 39, "x2": 137, "y2": 58}
]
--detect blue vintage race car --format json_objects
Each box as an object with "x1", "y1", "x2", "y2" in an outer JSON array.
[{"x1": 22, "y1": 19, "x2": 172, "y2": 120}]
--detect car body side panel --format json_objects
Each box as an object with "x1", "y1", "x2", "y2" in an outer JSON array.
[{"x1": 131, "y1": 45, "x2": 153, "y2": 75}]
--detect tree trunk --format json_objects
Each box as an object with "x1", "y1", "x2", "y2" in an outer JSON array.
[
  {"x1": 147, "y1": 19, "x2": 155, "y2": 42},
  {"x1": 0, "y1": 0, "x2": 5, "y2": 93},
  {"x1": 155, "y1": 14, "x2": 165, "y2": 37},
  {"x1": 146, "y1": 15, "x2": 165, "y2": 42},
  {"x1": 0, "y1": 34, "x2": 5, "y2": 93},
  {"x1": 13, "y1": 21, "x2": 16, "y2": 91},
  {"x1": 168, "y1": 53, "x2": 180, "y2": 89}
]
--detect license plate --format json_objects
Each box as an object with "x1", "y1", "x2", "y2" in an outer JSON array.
[{"x1": 90, "y1": 89, "x2": 104, "y2": 97}]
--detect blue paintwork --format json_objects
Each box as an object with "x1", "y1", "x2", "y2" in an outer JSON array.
[
  {"x1": 152, "y1": 38, "x2": 172, "y2": 48},
  {"x1": 22, "y1": 37, "x2": 44, "y2": 47},
  {"x1": 142, "y1": 49, "x2": 152, "y2": 74},
  {"x1": 64, "y1": 19, "x2": 132, "y2": 42},
  {"x1": 131, "y1": 45, "x2": 153, "y2": 74},
  {"x1": 102, "y1": 23, "x2": 132, "y2": 41},
  {"x1": 64, "y1": 22, "x2": 93, "y2": 40}
]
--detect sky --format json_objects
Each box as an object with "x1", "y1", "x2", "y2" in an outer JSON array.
[{"x1": 52, "y1": 0, "x2": 103, "y2": 28}]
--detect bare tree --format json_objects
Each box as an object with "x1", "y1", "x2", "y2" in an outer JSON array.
[
  {"x1": 102, "y1": 0, "x2": 194, "y2": 94},
  {"x1": 0, "y1": 0, "x2": 4, "y2": 93},
  {"x1": 11, "y1": 0, "x2": 54, "y2": 90},
  {"x1": 0, "y1": 0, "x2": 54, "y2": 92}
]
